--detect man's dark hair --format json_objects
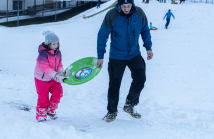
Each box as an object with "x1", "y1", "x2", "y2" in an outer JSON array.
[{"x1": 169, "y1": 9, "x2": 171, "y2": 12}]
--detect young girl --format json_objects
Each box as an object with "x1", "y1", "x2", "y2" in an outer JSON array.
[{"x1": 34, "y1": 31, "x2": 70, "y2": 122}]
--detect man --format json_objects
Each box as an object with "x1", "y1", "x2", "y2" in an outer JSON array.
[
  {"x1": 97, "y1": 0, "x2": 153, "y2": 122},
  {"x1": 163, "y1": 9, "x2": 175, "y2": 29}
]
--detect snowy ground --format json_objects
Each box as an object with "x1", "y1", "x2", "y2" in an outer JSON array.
[{"x1": 0, "y1": 0, "x2": 214, "y2": 138}]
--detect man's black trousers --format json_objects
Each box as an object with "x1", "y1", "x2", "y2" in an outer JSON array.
[
  {"x1": 165, "y1": 18, "x2": 170, "y2": 28},
  {"x1": 107, "y1": 54, "x2": 146, "y2": 113}
]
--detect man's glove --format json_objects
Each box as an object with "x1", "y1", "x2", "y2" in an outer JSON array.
[{"x1": 54, "y1": 73, "x2": 66, "y2": 83}]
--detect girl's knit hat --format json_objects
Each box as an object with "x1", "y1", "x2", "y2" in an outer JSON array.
[{"x1": 42, "y1": 31, "x2": 59, "y2": 45}]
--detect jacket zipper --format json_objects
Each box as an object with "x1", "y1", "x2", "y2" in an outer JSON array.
[
  {"x1": 127, "y1": 16, "x2": 131, "y2": 59},
  {"x1": 55, "y1": 55, "x2": 56, "y2": 71},
  {"x1": 114, "y1": 31, "x2": 117, "y2": 39},
  {"x1": 42, "y1": 73, "x2": 45, "y2": 79},
  {"x1": 133, "y1": 30, "x2": 135, "y2": 40},
  {"x1": 54, "y1": 51, "x2": 56, "y2": 71}
]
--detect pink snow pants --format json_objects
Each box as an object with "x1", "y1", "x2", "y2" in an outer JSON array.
[{"x1": 34, "y1": 77, "x2": 63, "y2": 120}]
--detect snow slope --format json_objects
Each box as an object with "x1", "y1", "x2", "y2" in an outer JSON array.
[{"x1": 0, "y1": 0, "x2": 214, "y2": 138}]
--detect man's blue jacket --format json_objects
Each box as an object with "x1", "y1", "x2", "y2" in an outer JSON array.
[
  {"x1": 163, "y1": 11, "x2": 175, "y2": 19},
  {"x1": 97, "y1": 4, "x2": 152, "y2": 60}
]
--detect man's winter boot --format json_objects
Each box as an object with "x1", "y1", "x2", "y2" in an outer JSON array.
[
  {"x1": 47, "y1": 113, "x2": 58, "y2": 120},
  {"x1": 103, "y1": 112, "x2": 117, "y2": 122},
  {"x1": 123, "y1": 103, "x2": 141, "y2": 119}
]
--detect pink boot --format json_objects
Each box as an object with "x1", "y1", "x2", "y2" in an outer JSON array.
[
  {"x1": 36, "y1": 108, "x2": 47, "y2": 122},
  {"x1": 47, "y1": 102, "x2": 58, "y2": 120}
]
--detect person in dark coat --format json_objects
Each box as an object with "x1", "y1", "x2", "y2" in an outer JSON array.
[{"x1": 97, "y1": 0, "x2": 153, "y2": 122}]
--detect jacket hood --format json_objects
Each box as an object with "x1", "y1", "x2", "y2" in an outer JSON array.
[
  {"x1": 38, "y1": 42, "x2": 46, "y2": 53},
  {"x1": 38, "y1": 42, "x2": 59, "y2": 54}
]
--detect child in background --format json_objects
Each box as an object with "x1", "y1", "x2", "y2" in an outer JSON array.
[
  {"x1": 97, "y1": 2, "x2": 100, "y2": 8},
  {"x1": 171, "y1": 0, "x2": 178, "y2": 3},
  {"x1": 34, "y1": 31, "x2": 70, "y2": 122},
  {"x1": 149, "y1": 22, "x2": 157, "y2": 30},
  {"x1": 149, "y1": 22, "x2": 153, "y2": 29}
]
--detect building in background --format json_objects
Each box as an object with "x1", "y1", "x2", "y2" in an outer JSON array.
[
  {"x1": 0, "y1": 0, "x2": 43, "y2": 11},
  {"x1": 0, "y1": 0, "x2": 80, "y2": 12},
  {"x1": 0, "y1": 0, "x2": 105, "y2": 25}
]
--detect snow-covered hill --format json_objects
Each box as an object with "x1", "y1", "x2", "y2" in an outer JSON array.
[{"x1": 0, "y1": 0, "x2": 214, "y2": 138}]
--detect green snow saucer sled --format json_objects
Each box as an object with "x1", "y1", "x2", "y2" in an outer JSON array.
[{"x1": 63, "y1": 57, "x2": 101, "y2": 85}]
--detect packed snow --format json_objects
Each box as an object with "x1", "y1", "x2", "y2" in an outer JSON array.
[{"x1": 0, "y1": 0, "x2": 214, "y2": 138}]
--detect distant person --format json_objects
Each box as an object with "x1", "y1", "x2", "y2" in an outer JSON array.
[
  {"x1": 171, "y1": 0, "x2": 178, "y2": 3},
  {"x1": 97, "y1": 2, "x2": 100, "y2": 8},
  {"x1": 34, "y1": 31, "x2": 70, "y2": 122},
  {"x1": 149, "y1": 22, "x2": 153, "y2": 29},
  {"x1": 163, "y1": 9, "x2": 175, "y2": 29},
  {"x1": 149, "y1": 22, "x2": 157, "y2": 30},
  {"x1": 180, "y1": 0, "x2": 184, "y2": 4},
  {"x1": 145, "y1": 0, "x2": 150, "y2": 3}
]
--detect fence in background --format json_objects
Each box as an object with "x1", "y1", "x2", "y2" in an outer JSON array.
[{"x1": 0, "y1": 1, "x2": 88, "y2": 19}]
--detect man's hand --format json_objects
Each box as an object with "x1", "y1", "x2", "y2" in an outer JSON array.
[
  {"x1": 147, "y1": 50, "x2": 153, "y2": 60},
  {"x1": 97, "y1": 59, "x2": 103, "y2": 68}
]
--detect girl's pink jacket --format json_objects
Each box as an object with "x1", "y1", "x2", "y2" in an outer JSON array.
[{"x1": 34, "y1": 43, "x2": 64, "y2": 81}]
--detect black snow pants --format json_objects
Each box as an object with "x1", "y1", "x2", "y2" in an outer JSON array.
[
  {"x1": 165, "y1": 18, "x2": 171, "y2": 28},
  {"x1": 107, "y1": 54, "x2": 146, "y2": 113}
]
